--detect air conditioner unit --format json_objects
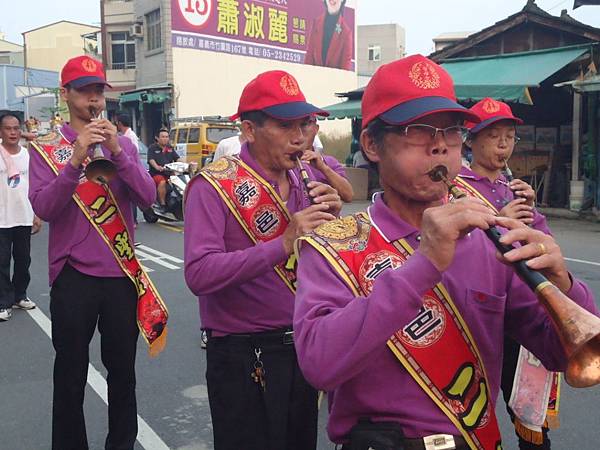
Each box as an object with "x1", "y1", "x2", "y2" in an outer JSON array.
[{"x1": 130, "y1": 23, "x2": 143, "y2": 38}]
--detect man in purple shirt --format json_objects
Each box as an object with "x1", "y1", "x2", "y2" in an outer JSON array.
[
  {"x1": 293, "y1": 55, "x2": 599, "y2": 450},
  {"x1": 184, "y1": 70, "x2": 342, "y2": 450},
  {"x1": 301, "y1": 116, "x2": 354, "y2": 202},
  {"x1": 29, "y1": 56, "x2": 155, "y2": 450},
  {"x1": 461, "y1": 98, "x2": 549, "y2": 233},
  {"x1": 462, "y1": 98, "x2": 553, "y2": 449}
]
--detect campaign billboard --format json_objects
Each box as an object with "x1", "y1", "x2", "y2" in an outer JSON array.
[{"x1": 171, "y1": 0, "x2": 356, "y2": 71}]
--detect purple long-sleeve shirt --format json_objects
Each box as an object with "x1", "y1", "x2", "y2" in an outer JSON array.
[
  {"x1": 29, "y1": 124, "x2": 155, "y2": 284},
  {"x1": 458, "y1": 166, "x2": 550, "y2": 234},
  {"x1": 316, "y1": 155, "x2": 347, "y2": 181},
  {"x1": 184, "y1": 145, "x2": 313, "y2": 335},
  {"x1": 293, "y1": 195, "x2": 598, "y2": 443}
]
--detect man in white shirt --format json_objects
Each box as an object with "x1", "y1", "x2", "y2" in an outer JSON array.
[
  {"x1": 115, "y1": 111, "x2": 140, "y2": 150},
  {"x1": 115, "y1": 111, "x2": 141, "y2": 226},
  {"x1": 212, "y1": 133, "x2": 245, "y2": 161},
  {"x1": 0, "y1": 113, "x2": 41, "y2": 321},
  {"x1": 312, "y1": 133, "x2": 324, "y2": 153}
]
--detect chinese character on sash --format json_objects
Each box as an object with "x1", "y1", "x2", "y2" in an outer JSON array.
[
  {"x1": 114, "y1": 231, "x2": 135, "y2": 261},
  {"x1": 89, "y1": 196, "x2": 117, "y2": 225},
  {"x1": 255, "y1": 210, "x2": 279, "y2": 236},
  {"x1": 365, "y1": 257, "x2": 394, "y2": 280},
  {"x1": 404, "y1": 306, "x2": 443, "y2": 341},
  {"x1": 133, "y1": 269, "x2": 147, "y2": 296}
]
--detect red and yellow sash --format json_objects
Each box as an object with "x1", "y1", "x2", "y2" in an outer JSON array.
[
  {"x1": 299, "y1": 213, "x2": 502, "y2": 450},
  {"x1": 453, "y1": 176, "x2": 499, "y2": 213},
  {"x1": 196, "y1": 156, "x2": 297, "y2": 292},
  {"x1": 31, "y1": 131, "x2": 168, "y2": 356},
  {"x1": 455, "y1": 174, "x2": 560, "y2": 443}
]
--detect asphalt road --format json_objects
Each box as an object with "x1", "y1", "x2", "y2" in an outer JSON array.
[{"x1": 1, "y1": 204, "x2": 599, "y2": 450}]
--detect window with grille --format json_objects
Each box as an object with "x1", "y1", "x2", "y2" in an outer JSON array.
[
  {"x1": 146, "y1": 9, "x2": 162, "y2": 51},
  {"x1": 368, "y1": 45, "x2": 381, "y2": 62},
  {"x1": 110, "y1": 32, "x2": 136, "y2": 69}
]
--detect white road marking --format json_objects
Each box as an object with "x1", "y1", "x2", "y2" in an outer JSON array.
[
  {"x1": 135, "y1": 245, "x2": 182, "y2": 270},
  {"x1": 565, "y1": 257, "x2": 600, "y2": 268},
  {"x1": 26, "y1": 307, "x2": 170, "y2": 450},
  {"x1": 137, "y1": 245, "x2": 184, "y2": 263}
]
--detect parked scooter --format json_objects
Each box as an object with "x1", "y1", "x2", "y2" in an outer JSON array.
[{"x1": 142, "y1": 161, "x2": 196, "y2": 223}]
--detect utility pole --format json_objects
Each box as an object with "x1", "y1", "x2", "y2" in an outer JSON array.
[{"x1": 21, "y1": 31, "x2": 28, "y2": 118}]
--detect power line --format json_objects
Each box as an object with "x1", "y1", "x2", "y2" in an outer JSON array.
[{"x1": 547, "y1": 0, "x2": 570, "y2": 11}]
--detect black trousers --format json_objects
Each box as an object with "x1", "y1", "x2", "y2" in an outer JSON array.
[
  {"x1": 501, "y1": 335, "x2": 551, "y2": 450},
  {"x1": 50, "y1": 264, "x2": 139, "y2": 450},
  {"x1": 0, "y1": 226, "x2": 31, "y2": 309},
  {"x1": 206, "y1": 331, "x2": 318, "y2": 450}
]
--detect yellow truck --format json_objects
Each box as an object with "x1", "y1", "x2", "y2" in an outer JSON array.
[{"x1": 169, "y1": 116, "x2": 239, "y2": 167}]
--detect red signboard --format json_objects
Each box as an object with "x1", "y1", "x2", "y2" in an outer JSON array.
[{"x1": 171, "y1": 0, "x2": 356, "y2": 71}]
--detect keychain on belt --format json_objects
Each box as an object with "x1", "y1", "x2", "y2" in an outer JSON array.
[{"x1": 251, "y1": 348, "x2": 266, "y2": 392}]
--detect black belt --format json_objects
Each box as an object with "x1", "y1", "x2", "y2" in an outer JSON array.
[
  {"x1": 206, "y1": 327, "x2": 294, "y2": 346},
  {"x1": 342, "y1": 434, "x2": 468, "y2": 450}
]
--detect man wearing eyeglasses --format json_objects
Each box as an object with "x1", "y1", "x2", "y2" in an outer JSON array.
[
  {"x1": 460, "y1": 98, "x2": 549, "y2": 232},
  {"x1": 184, "y1": 70, "x2": 342, "y2": 450},
  {"x1": 460, "y1": 99, "x2": 554, "y2": 450},
  {"x1": 292, "y1": 55, "x2": 598, "y2": 450}
]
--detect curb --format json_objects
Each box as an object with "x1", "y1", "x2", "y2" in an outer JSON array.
[{"x1": 538, "y1": 207, "x2": 600, "y2": 223}]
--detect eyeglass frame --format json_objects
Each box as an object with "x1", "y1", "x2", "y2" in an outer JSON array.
[
  {"x1": 381, "y1": 123, "x2": 470, "y2": 146},
  {"x1": 467, "y1": 130, "x2": 521, "y2": 145}
]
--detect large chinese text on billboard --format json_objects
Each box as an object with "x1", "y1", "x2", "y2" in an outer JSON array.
[{"x1": 171, "y1": 0, "x2": 356, "y2": 71}]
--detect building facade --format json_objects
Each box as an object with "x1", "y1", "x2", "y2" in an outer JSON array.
[
  {"x1": 0, "y1": 65, "x2": 59, "y2": 121},
  {"x1": 101, "y1": 0, "x2": 137, "y2": 97},
  {"x1": 23, "y1": 21, "x2": 100, "y2": 73},
  {"x1": 430, "y1": 0, "x2": 600, "y2": 211},
  {"x1": 356, "y1": 24, "x2": 405, "y2": 87},
  {"x1": 0, "y1": 34, "x2": 24, "y2": 66},
  {"x1": 432, "y1": 32, "x2": 473, "y2": 53}
]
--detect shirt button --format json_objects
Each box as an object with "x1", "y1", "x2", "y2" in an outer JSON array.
[
  {"x1": 492, "y1": 189, "x2": 496, "y2": 193},
  {"x1": 416, "y1": 235, "x2": 421, "y2": 241},
  {"x1": 496, "y1": 199, "x2": 501, "y2": 203}
]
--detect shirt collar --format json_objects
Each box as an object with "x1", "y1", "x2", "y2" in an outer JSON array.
[
  {"x1": 368, "y1": 193, "x2": 419, "y2": 243},
  {"x1": 59, "y1": 123, "x2": 77, "y2": 143},
  {"x1": 459, "y1": 165, "x2": 509, "y2": 186}
]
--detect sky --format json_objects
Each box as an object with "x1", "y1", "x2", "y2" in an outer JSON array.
[{"x1": 2, "y1": 0, "x2": 600, "y2": 55}]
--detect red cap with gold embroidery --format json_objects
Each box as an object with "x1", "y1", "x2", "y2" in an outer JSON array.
[
  {"x1": 464, "y1": 98, "x2": 523, "y2": 134},
  {"x1": 361, "y1": 54, "x2": 479, "y2": 129},
  {"x1": 231, "y1": 70, "x2": 328, "y2": 120},
  {"x1": 61, "y1": 55, "x2": 111, "y2": 89}
]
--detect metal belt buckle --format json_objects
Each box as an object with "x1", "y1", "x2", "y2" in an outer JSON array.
[
  {"x1": 423, "y1": 434, "x2": 456, "y2": 450},
  {"x1": 282, "y1": 331, "x2": 294, "y2": 345}
]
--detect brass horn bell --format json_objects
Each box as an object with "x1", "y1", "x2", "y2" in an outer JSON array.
[
  {"x1": 85, "y1": 106, "x2": 117, "y2": 184},
  {"x1": 85, "y1": 144, "x2": 117, "y2": 184},
  {"x1": 537, "y1": 283, "x2": 600, "y2": 388},
  {"x1": 428, "y1": 165, "x2": 600, "y2": 388}
]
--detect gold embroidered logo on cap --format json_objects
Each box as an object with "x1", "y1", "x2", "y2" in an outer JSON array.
[
  {"x1": 482, "y1": 99, "x2": 500, "y2": 113},
  {"x1": 409, "y1": 61, "x2": 441, "y2": 90},
  {"x1": 280, "y1": 74, "x2": 300, "y2": 96},
  {"x1": 81, "y1": 58, "x2": 97, "y2": 73}
]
